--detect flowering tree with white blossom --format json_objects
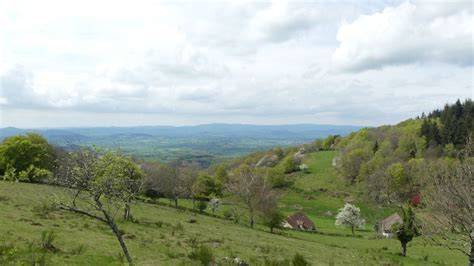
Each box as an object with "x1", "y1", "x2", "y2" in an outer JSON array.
[{"x1": 335, "y1": 203, "x2": 365, "y2": 235}]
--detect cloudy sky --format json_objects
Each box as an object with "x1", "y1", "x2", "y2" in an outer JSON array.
[{"x1": 0, "y1": 0, "x2": 472, "y2": 128}]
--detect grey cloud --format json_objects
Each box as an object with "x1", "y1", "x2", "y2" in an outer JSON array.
[{"x1": 0, "y1": 66, "x2": 36, "y2": 107}]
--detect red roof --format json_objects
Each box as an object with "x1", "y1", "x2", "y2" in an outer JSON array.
[{"x1": 410, "y1": 194, "x2": 421, "y2": 206}]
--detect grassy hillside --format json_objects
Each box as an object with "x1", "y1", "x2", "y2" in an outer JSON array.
[
  {"x1": 0, "y1": 151, "x2": 466, "y2": 265},
  {"x1": 279, "y1": 151, "x2": 396, "y2": 235}
]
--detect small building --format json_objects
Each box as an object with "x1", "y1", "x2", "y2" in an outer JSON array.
[
  {"x1": 378, "y1": 213, "x2": 402, "y2": 237},
  {"x1": 283, "y1": 212, "x2": 315, "y2": 231}
]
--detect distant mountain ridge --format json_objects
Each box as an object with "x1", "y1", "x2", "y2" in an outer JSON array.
[
  {"x1": 0, "y1": 124, "x2": 362, "y2": 164},
  {"x1": 0, "y1": 124, "x2": 361, "y2": 140}
]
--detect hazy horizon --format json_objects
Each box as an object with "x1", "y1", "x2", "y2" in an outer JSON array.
[{"x1": 1, "y1": 122, "x2": 364, "y2": 130}]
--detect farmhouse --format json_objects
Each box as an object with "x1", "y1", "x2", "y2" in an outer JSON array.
[
  {"x1": 283, "y1": 212, "x2": 315, "y2": 231},
  {"x1": 378, "y1": 213, "x2": 402, "y2": 237}
]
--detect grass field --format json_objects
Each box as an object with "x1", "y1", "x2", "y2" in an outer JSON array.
[
  {"x1": 0, "y1": 182, "x2": 466, "y2": 265},
  {"x1": 0, "y1": 150, "x2": 467, "y2": 265}
]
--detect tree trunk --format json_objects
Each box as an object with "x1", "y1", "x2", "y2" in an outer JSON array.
[
  {"x1": 192, "y1": 197, "x2": 196, "y2": 210},
  {"x1": 250, "y1": 216, "x2": 254, "y2": 228},
  {"x1": 469, "y1": 230, "x2": 473, "y2": 266},
  {"x1": 401, "y1": 241, "x2": 407, "y2": 257},
  {"x1": 95, "y1": 198, "x2": 133, "y2": 265},
  {"x1": 123, "y1": 203, "x2": 130, "y2": 221},
  {"x1": 174, "y1": 197, "x2": 178, "y2": 207},
  {"x1": 270, "y1": 227, "x2": 274, "y2": 233},
  {"x1": 109, "y1": 219, "x2": 133, "y2": 265},
  {"x1": 351, "y1": 226, "x2": 355, "y2": 235}
]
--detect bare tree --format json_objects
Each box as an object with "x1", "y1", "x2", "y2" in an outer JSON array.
[
  {"x1": 54, "y1": 149, "x2": 143, "y2": 265},
  {"x1": 227, "y1": 165, "x2": 275, "y2": 228},
  {"x1": 424, "y1": 138, "x2": 473, "y2": 265},
  {"x1": 142, "y1": 162, "x2": 196, "y2": 207}
]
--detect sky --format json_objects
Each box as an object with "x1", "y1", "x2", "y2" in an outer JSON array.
[{"x1": 0, "y1": 0, "x2": 472, "y2": 128}]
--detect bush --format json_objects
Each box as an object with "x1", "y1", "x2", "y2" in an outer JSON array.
[
  {"x1": 267, "y1": 169, "x2": 292, "y2": 188},
  {"x1": 282, "y1": 156, "x2": 299, "y2": 174},
  {"x1": 0, "y1": 133, "x2": 56, "y2": 183},
  {"x1": 41, "y1": 231, "x2": 58, "y2": 253},
  {"x1": 189, "y1": 245, "x2": 214, "y2": 265},
  {"x1": 197, "y1": 200, "x2": 207, "y2": 213},
  {"x1": 223, "y1": 209, "x2": 233, "y2": 220},
  {"x1": 262, "y1": 210, "x2": 285, "y2": 233},
  {"x1": 292, "y1": 253, "x2": 309, "y2": 266}
]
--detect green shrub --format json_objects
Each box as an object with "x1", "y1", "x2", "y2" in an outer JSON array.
[
  {"x1": 223, "y1": 209, "x2": 232, "y2": 220},
  {"x1": 41, "y1": 231, "x2": 58, "y2": 253},
  {"x1": 189, "y1": 245, "x2": 214, "y2": 266},
  {"x1": 292, "y1": 253, "x2": 309, "y2": 266},
  {"x1": 282, "y1": 156, "x2": 299, "y2": 174},
  {"x1": 197, "y1": 200, "x2": 207, "y2": 213},
  {"x1": 267, "y1": 168, "x2": 292, "y2": 188}
]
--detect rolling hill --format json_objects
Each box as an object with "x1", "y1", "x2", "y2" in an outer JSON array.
[{"x1": 0, "y1": 124, "x2": 361, "y2": 166}]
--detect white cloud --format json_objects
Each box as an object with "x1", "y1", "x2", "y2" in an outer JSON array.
[
  {"x1": 0, "y1": 0, "x2": 472, "y2": 127},
  {"x1": 333, "y1": 1, "x2": 473, "y2": 72}
]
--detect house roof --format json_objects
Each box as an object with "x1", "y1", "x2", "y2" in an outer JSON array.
[
  {"x1": 286, "y1": 212, "x2": 315, "y2": 230},
  {"x1": 380, "y1": 213, "x2": 402, "y2": 231}
]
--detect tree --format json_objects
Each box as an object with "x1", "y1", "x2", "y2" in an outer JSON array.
[
  {"x1": 259, "y1": 193, "x2": 283, "y2": 233},
  {"x1": 214, "y1": 165, "x2": 228, "y2": 183},
  {"x1": 193, "y1": 173, "x2": 222, "y2": 212},
  {"x1": 194, "y1": 174, "x2": 222, "y2": 199},
  {"x1": 322, "y1": 134, "x2": 340, "y2": 150},
  {"x1": 0, "y1": 133, "x2": 56, "y2": 182},
  {"x1": 262, "y1": 208, "x2": 284, "y2": 233},
  {"x1": 54, "y1": 148, "x2": 142, "y2": 265},
  {"x1": 424, "y1": 139, "x2": 473, "y2": 265},
  {"x1": 142, "y1": 163, "x2": 196, "y2": 207},
  {"x1": 95, "y1": 152, "x2": 144, "y2": 221},
  {"x1": 340, "y1": 147, "x2": 373, "y2": 182},
  {"x1": 335, "y1": 203, "x2": 365, "y2": 235},
  {"x1": 227, "y1": 165, "x2": 275, "y2": 228},
  {"x1": 385, "y1": 163, "x2": 407, "y2": 202},
  {"x1": 392, "y1": 205, "x2": 420, "y2": 257}
]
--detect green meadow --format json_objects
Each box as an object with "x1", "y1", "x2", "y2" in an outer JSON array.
[{"x1": 0, "y1": 150, "x2": 466, "y2": 265}]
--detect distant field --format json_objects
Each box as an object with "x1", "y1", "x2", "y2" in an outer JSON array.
[{"x1": 0, "y1": 124, "x2": 361, "y2": 166}]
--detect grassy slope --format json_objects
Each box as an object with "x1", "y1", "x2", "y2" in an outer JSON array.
[
  {"x1": 279, "y1": 151, "x2": 397, "y2": 234},
  {"x1": 0, "y1": 152, "x2": 466, "y2": 265}
]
